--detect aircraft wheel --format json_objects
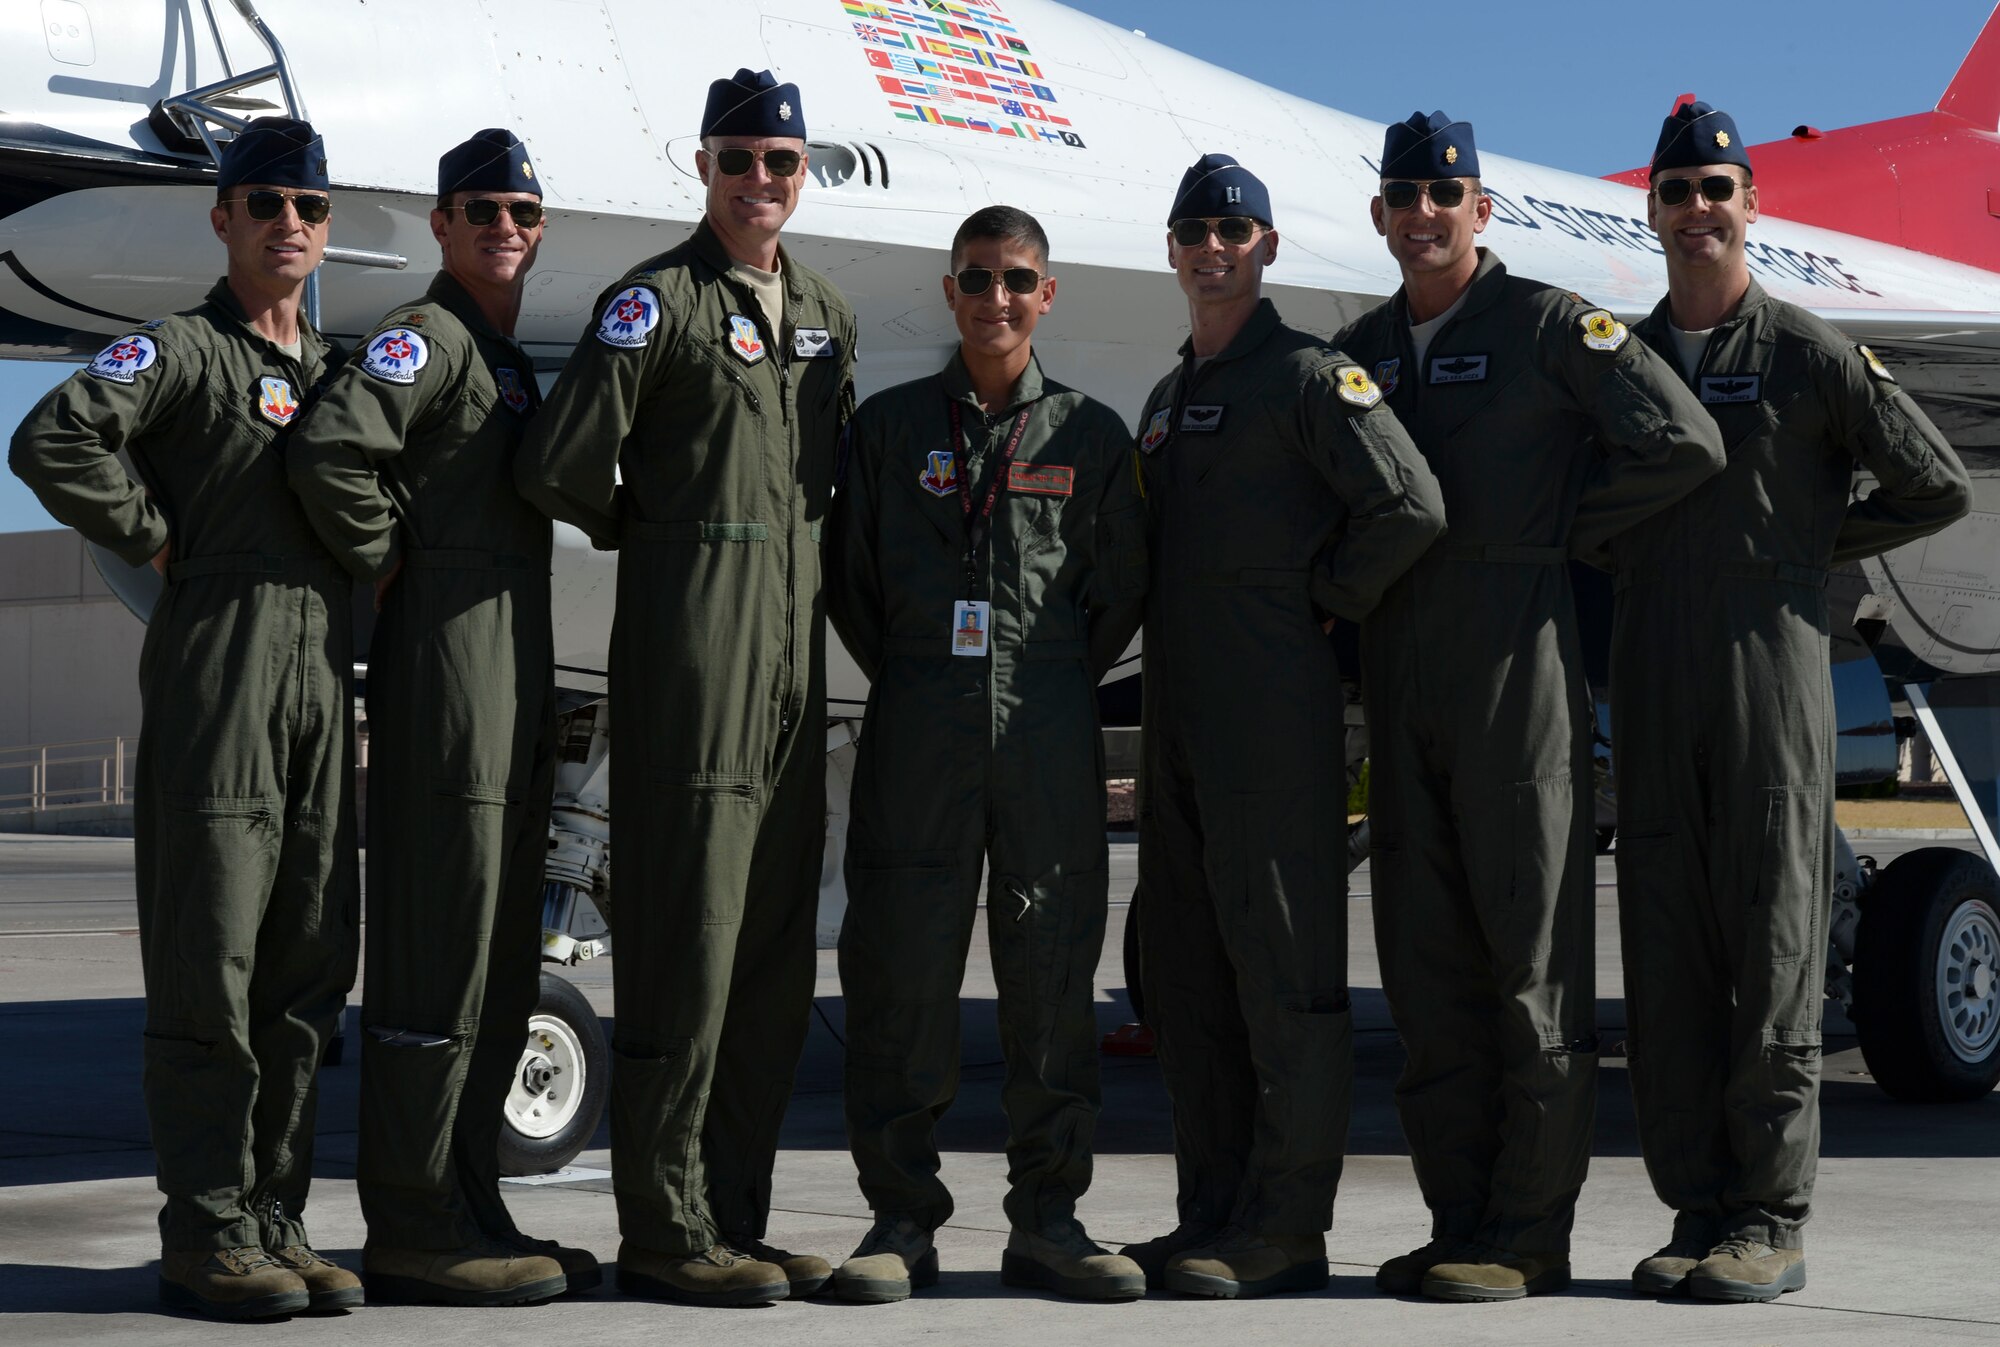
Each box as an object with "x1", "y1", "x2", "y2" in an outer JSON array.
[
  {"x1": 498, "y1": 971, "x2": 609, "y2": 1176},
  {"x1": 1854, "y1": 847, "x2": 2000, "y2": 1102}
]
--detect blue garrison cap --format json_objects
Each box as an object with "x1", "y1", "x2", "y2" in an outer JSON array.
[
  {"x1": 702, "y1": 68, "x2": 805, "y2": 139},
  {"x1": 217, "y1": 116, "x2": 328, "y2": 191},
  {"x1": 1381, "y1": 110, "x2": 1478, "y2": 180},
  {"x1": 439, "y1": 128, "x2": 539, "y2": 197},
  {"x1": 1168, "y1": 153, "x2": 1273, "y2": 227},
  {"x1": 1650, "y1": 100, "x2": 1752, "y2": 177}
]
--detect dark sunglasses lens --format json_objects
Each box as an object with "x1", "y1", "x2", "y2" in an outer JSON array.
[
  {"x1": 716, "y1": 148, "x2": 754, "y2": 176},
  {"x1": 1381, "y1": 182, "x2": 1419, "y2": 210},
  {"x1": 1428, "y1": 182, "x2": 1466, "y2": 208},
  {"x1": 1702, "y1": 175, "x2": 1737, "y2": 203},
  {"x1": 461, "y1": 199, "x2": 499, "y2": 226},
  {"x1": 293, "y1": 194, "x2": 330, "y2": 224},
  {"x1": 1170, "y1": 219, "x2": 1207, "y2": 247},
  {"x1": 763, "y1": 150, "x2": 803, "y2": 177},
  {"x1": 1216, "y1": 217, "x2": 1256, "y2": 244},
  {"x1": 1001, "y1": 267, "x2": 1041, "y2": 294},
  {"x1": 1655, "y1": 179, "x2": 1693, "y2": 206},
  {"x1": 955, "y1": 268, "x2": 995, "y2": 296},
  {"x1": 243, "y1": 190, "x2": 283, "y2": 220}
]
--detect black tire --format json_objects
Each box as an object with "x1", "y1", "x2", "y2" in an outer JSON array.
[
  {"x1": 1854, "y1": 847, "x2": 2000, "y2": 1103},
  {"x1": 497, "y1": 971, "x2": 610, "y2": 1176}
]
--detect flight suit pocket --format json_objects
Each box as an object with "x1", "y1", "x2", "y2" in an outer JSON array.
[
  {"x1": 842, "y1": 850, "x2": 961, "y2": 1007},
  {"x1": 649, "y1": 772, "x2": 762, "y2": 925},
  {"x1": 1214, "y1": 787, "x2": 1339, "y2": 992},
  {"x1": 1495, "y1": 773, "x2": 1572, "y2": 965},
  {"x1": 162, "y1": 793, "x2": 279, "y2": 962},
  {"x1": 1751, "y1": 785, "x2": 1820, "y2": 966}
]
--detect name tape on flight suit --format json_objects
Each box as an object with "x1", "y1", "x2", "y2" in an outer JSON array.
[
  {"x1": 86, "y1": 334, "x2": 158, "y2": 383},
  {"x1": 596, "y1": 286, "x2": 660, "y2": 348},
  {"x1": 793, "y1": 327, "x2": 834, "y2": 358},
  {"x1": 1699, "y1": 374, "x2": 1761, "y2": 403},
  {"x1": 1179, "y1": 405, "x2": 1225, "y2": 432},
  {"x1": 361, "y1": 329, "x2": 429, "y2": 385},
  {"x1": 1429, "y1": 353, "x2": 1489, "y2": 384},
  {"x1": 1007, "y1": 463, "x2": 1074, "y2": 496}
]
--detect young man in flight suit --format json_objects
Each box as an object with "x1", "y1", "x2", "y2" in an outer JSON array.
[
  {"x1": 516, "y1": 69, "x2": 857, "y2": 1306},
  {"x1": 1124, "y1": 154, "x2": 1447, "y2": 1299},
  {"x1": 288, "y1": 128, "x2": 594, "y2": 1305},
  {"x1": 9, "y1": 118, "x2": 363, "y2": 1319},
  {"x1": 825, "y1": 205, "x2": 1148, "y2": 1304},
  {"x1": 1334, "y1": 110, "x2": 1727, "y2": 1302},
  {"x1": 1611, "y1": 101, "x2": 1971, "y2": 1303}
]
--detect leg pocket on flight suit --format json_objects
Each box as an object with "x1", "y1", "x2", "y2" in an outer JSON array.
[
  {"x1": 649, "y1": 772, "x2": 763, "y2": 926},
  {"x1": 840, "y1": 850, "x2": 959, "y2": 1065},
  {"x1": 1751, "y1": 786, "x2": 1820, "y2": 967},
  {"x1": 416, "y1": 781, "x2": 513, "y2": 1004},
  {"x1": 1493, "y1": 773, "x2": 1572, "y2": 966},
  {"x1": 162, "y1": 793, "x2": 279, "y2": 973}
]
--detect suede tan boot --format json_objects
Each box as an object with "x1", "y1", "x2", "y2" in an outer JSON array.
[
  {"x1": 724, "y1": 1233, "x2": 831, "y2": 1299},
  {"x1": 363, "y1": 1240, "x2": 566, "y2": 1306},
  {"x1": 1165, "y1": 1230, "x2": 1328, "y2": 1299},
  {"x1": 833, "y1": 1218, "x2": 938, "y2": 1304},
  {"x1": 1002, "y1": 1220, "x2": 1145, "y2": 1301},
  {"x1": 1688, "y1": 1239, "x2": 1806, "y2": 1302},
  {"x1": 268, "y1": 1243, "x2": 364, "y2": 1311},
  {"x1": 616, "y1": 1241, "x2": 787, "y2": 1306},
  {"x1": 1421, "y1": 1247, "x2": 1570, "y2": 1302},
  {"x1": 158, "y1": 1247, "x2": 310, "y2": 1320}
]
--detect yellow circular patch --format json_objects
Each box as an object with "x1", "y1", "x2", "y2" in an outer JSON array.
[
  {"x1": 1345, "y1": 368, "x2": 1373, "y2": 394},
  {"x1": 1588, "y1": 313, "x2": 1616, "y2": 339}
]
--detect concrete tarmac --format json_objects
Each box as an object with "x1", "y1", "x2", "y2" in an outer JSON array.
[{"x1": 3, "y1": 831, "x2": 1998, "y2": 1344}]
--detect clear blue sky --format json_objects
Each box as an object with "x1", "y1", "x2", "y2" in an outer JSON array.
[{"x1": 3, "y1": 0, "x2": 1991, "y2": 531}]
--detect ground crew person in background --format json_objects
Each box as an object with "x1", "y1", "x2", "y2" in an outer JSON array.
[
  {"x1": 1334, "y1": 111, "x2": 1726, "y2": 1303},
  {"x1": 825, "y1": 205, "x2": 1147, "y2": 1305},
  {"x1": 288, "y1": 129, "x2": 592, "y2": 1306},
  {"x1": 1124, "y1": 154, "x2": 1446, "y2": 1300},
  {"x1": 1609, "y1": 101, "x2": 1971, "y2": 1304},
  {"x1": 8, "y1": 118, "x2": 362, "y2": 1319},
  {"x1": 516, "y1": 68, "x2": 856, "y2": 1306}
]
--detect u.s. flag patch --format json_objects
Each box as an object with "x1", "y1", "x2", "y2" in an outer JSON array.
[
  {"x1": 597, "y1": 286, "x2": 660, "y2": 349},
  {"x1": 86, "y1": 334, "x2": 158, "y2": 384},
  {"x1": 361, "y1": 328, "x2": 429, "y2": 385}
]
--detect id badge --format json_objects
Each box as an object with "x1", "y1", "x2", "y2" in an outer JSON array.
[{"x1": 951, "y1": 600, "x2": 991, "y2": 657}]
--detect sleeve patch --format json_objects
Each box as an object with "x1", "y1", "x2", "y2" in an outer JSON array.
[
  {"x1": 360, "y1": 328, "x2": 429, "y2": 385},
  {"x1": 596, "y1": 285, "x2": 662, "y2": 349},
  {"x1": 85, "y1": 334, "x2": 158, "y2": 384},
  {"x1": 1335, "y1": 365, "x2": 1382, "y2": 408},
  {"x1": 1579, "y1": 309, "x2": 1629, "y2": 353},
  {"x1": 1857, "y1": 344, "x2": 1897, "y2": 383}
]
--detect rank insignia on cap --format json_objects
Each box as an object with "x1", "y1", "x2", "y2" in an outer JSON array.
[
  {"x1": 1444, "y1": 145, "x2": 1459, "y2": 166},
  {"x1": 727, "y1": 314, "x2": 767, "y2": 365},
  {"x1": 85, "y1": 333, "x2": 158, "y2": 384},
  {"x1": 1579, "y1": 309, "x2": 1629, "y2": 353},
  {"x1": 779, "y1": 101, "x2": 793, "y2": 122},
  {"x1": 1336, "y1": 365, "x2": 1381, "y2": 408},
  {"x1": 919, "y1": 448, "x2": 957, "y2": 497},
  {"x1": 521, "y1": 162, "x2": 534, "y2": 180},
  {"x1": 256, "y1": 376, "x2": 299, "y2": 425},
  {"x1": 596, "y1": 286, "x2": 660, "y2": 348},
  {"x1": 1715, "y1": 130, "x2": 1731, "y2": 148},
  {"x1": 1858, "y1": 344, "x2": 1896, "y2": 382},
  {"x1": 1373, "y1": 358, "x2": 1401, "y2": 395},
  {"x1": 1139, "y1": 407, "x2": 1172, "y2": 454},
  {"x1": 495, "y1": 367, "x2": 531, "y2": 413},
  {"x1": 361, "y1": 328, "x2": 430, "y2": 384}
]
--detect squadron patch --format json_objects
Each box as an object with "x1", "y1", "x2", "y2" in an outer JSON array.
[
  {"x1": 726, "y1": 314, "x2": 767, "y2": 365},
  {"x1": 1579, "y1": 309, "x2": 1629, "y2": 353},
  {"x1": 595, "y1": 286, "x2": 660, "y2": 349},
  {"x1": 495, "y1": 367, "x2": 531, "y2": 413},
  {"x1": 1373, "y1": 358, "x2": 1401, "y2": 395},
  {"x1": 1179, "y1": 405, "x2": 1225, "y2": 433},
  {"x1": 1139, "y1": 407, "x2": 1172, "y2": 454},
  {"x1": 918, "y1": 448, "x2": 958, "y2": 497},
  {"x1": 1007, "y1": 463, "x2": 1074, "y2": 496},
  {"x1": 86, "y1": 334, "x2": 158, "y2": 384},
  {"x1": 256, "y1": 376, "x2": 300, "y2": 426},
  {"x1": 793, "y1": 327, "x2": 834, "y2": 359},
  {"x1": 361, "y1": 328, "x2": 429, "y2": 385},
  {"x1": 1429, "y1": 353, "x2": 1489, "y2": 385},
  {"x1": 1858, "y1": 344, "x2": 1896, "y2": 383},
  {"x1": 1335, "y1": 365, "x2": 1381, "y2": 408},
  {"x1": 1699, "y1": 374, "x2": 1761, "y2": 404}
]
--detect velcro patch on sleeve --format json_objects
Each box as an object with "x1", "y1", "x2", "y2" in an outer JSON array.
[
  {"x1": 1579, "y1": 309, "x2": 1629, "y2": 353},
  {"x1": 1008, "y1": 462, "x2": 1074, "y2": 496},
  {"x1": 1334, "y1": 365, "x2": 1381, "y2": 408},
  {"x1": 360, "y1": 328, "x2": 429, "y2": 385},
  {"x1": 1857, "y1": 344, "x2": 1897, "y2": 383},
  {"x1": 86, "y1": 334, "x2": 158, "y2": 384},
  {"x1": 596, "y1": 285, "x2": 662, "y2": 349}
]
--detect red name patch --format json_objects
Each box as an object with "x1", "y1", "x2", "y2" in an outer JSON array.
[{"x1": 1007, "y1": 463, "x2": 1073, "y2": 496}]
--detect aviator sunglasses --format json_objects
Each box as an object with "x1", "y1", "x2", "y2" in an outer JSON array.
[
  {"x1": 1652, "y1": 175, "x2": 1743, "y2": 207},
  {"x1": 712, "y1": 147, "x2": 805, "y2": 178},
  {"x1": 1170, "y1": 216, "x2": 1260, "y2": 247},
  {"x1": 220, "y1": 189, "x2": 331, "y2": 224},
  {"x1": 954, "y1": 266, "x2": 1045, "y2": 296},
  {"x1": 445, "y1": 198, "x2": 546, "y2": 228},
  {"x1": 1380, "y1": 180, "x2": 1470, "y2": 211}
]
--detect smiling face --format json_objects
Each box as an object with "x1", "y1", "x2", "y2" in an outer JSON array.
[
  {"x1": 1647, "y1": 165, "x2": 1758, "y2": 271},
  {"x1": 698, "y1": 136, "x2": 807, "y2": 249},
  {"x1": 431, "y1": 190, "x2": 543, "y2": 295},
  {"x1": 1370, "y1": 178, "x2": 1490, "y2": 278},
  {"x1": 210, "y1": 183, "x2": 328, "y2": 297},
  {"x1": 944, "y1": 235, "x2": 1054, "y2": 366},
  {"x1": 1166, "y1": 219, "x2": 1278, "y2": 308}
]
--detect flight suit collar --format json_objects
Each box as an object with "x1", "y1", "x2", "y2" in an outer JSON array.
[
  {"x1": 691, "y1": 215, "x2": 806, "y2": 317},
  {"x1": 1637, "y1": 275, "x2": 1772, "y2": 340},
  {"x1": 203, "y1": 276, "x2": 327, "y2": 366},
  {"x1": 1386, "y1": 246, "x2": 1508, "y2": 328},
  {"x1": 1176, "y1": 296, "x2": 1282, "y2": 368},
  {"x1": 939, "y1": 348, "x2": 1045, "y2": 417},
  {"x1": 427, "y1": 269, "x2": 502, "y2": 342}
]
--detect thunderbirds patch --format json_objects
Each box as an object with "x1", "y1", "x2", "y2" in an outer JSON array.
[
  {"x1": 361, "y1": 329, "x2": 429, "y2": 385},
  {"x1": 595, "y1": 286, "x2": 660, "y2": 349},
  {"x1": 256, "y1": 376, "x2": 300, "y2": 425},
  {"x1": 1579, "y1": 309, "x2": 1629, "y2": 353},
  {"x1": 86, "y1": 334, "x2": 157, "y2": 384},
  {"x1": 1335, "y1": 366, "x2": 1381, "y2": 408}
]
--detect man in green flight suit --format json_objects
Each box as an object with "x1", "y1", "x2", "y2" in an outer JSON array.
[
  {"x1": 515, "y1": 68, "x2": 857, "y2": 1306},
  {"x1": 1334, "y1": 111, "x2": 1727, "y2": 1303},
  {"x1": 287, "y1": 128, "x2": 594, "y2": 1305},
  {"x1": 1123, "y1": 154, "x2": 1448, "y2": 1300},
  {"x1": 1611, "y1": 101, "x2": 1971, "y2": 1304},
  {"x1": 825, "y1": 205, "x2": 1148, "y2": 1304},
  {"x1": 8, "y1": 118, "x2": 363, "y2": 1319}
]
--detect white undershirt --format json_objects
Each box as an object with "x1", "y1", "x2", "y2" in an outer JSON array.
[
  {"x1": 1408, "y1": 289, "x2": 1470, "y2": 368},
  {"x1": 729, "y1": 258, "x2": 785, "y2": 338},
  {"x1": 1668, "y1": 323, "x2": 1714, "y2": 380},
  {"x1": 277, "y1": 339, "x2": 302, "y2": 362}
]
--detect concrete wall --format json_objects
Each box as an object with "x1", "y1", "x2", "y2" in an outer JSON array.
[{"x1": 0, "y1": 529, "x2": 145, "y2": 748}]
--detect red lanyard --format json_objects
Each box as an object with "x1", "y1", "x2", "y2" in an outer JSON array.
[{"x1": 947, "y1": 399, "x2": 1034, "y2": 576}]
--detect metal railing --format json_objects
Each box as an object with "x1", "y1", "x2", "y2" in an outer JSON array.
[{"x1": 0, "y1": 737, "x2": 135, "y2": 812}]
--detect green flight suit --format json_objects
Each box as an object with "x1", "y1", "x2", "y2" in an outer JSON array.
[
  {"x1": 286, "y1": 271, "x2": 556, "y2": 1251},
  {"x1": 1608, "y1": 281, "x2": 1971, "y2": 1250},
  {"x1": 8, "y1": 280, "x2": 357, "y2": 1253},
  {"x1": 1334, "y1": 248, "x2": 1726, "y2": 1255},
  {"x1": 1133, "y1": 299, "x2": 1446, "y2": 1236},
  {"x1": 827, "y1": 351, "x2": 1146, "y2": 1234},
  {"x1": 515, "y1": 219, "x2": 856, "y2": 1256}
]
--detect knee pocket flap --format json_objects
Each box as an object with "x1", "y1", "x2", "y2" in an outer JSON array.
[
  {"x1": 1753, "y1": 786, "x2": 1823, "y2": 965},
  {"x1": 162, "y1": 793, "x2": 280, "y2": 959},
  {"x1": 1212, "y1": 787, "x2": 1342, "y2": 979},
  {"x1": 430, "y1": 780, "x2": 514, "y2": 806},
  {"x1": 1485, "y1": 773, "x2": 1575, "y2": 964}
]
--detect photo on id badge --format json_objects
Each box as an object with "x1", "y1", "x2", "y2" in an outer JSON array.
[{"x1": 953, "y1": 599, "x2": 991, "y2": 656}]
